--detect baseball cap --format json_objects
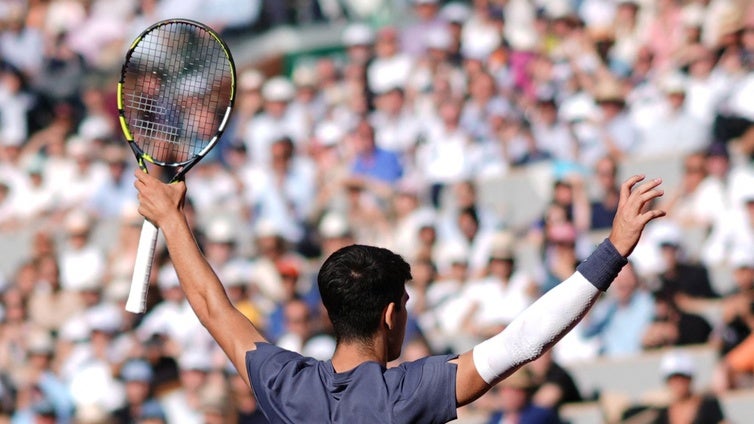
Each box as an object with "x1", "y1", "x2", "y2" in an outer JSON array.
[
  {"x1": 262, "y1": 77, "x2": 295, "y2": 102},
  {"x1": 660, "y1": 350, "x2": 695, "y2": 379},
  {"x1": 342, "y1": 23, "x2": 375, "y2": 47},
  {"x1": 120, "y1": 358, "x2": 154, "y2": 382}
]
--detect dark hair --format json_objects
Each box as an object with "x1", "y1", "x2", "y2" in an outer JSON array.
[{"x1": 317, "y1": 244, "x2": 411, "y2": 343}]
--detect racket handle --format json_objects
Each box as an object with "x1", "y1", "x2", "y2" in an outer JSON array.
[{"x1": 126, "y1": 220, "x2": 159, "y2": 313}]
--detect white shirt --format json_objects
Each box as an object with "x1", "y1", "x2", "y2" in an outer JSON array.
[
  {"x1": 370, "y1": 110, "x2": 421, "y2": 154},
  {"x1": 59, "y1": 245, "x2": 106, "y2": 291},
  {"x1": 415, "y1": 122, "x2": 473, "y2": 184},
  {"x1": 244, "y1": 111, "x2": 308, "y2": 166},
  {"x1": 367, "y1": 54, "x2": 414, "y2": 93},
  {"x1": 137, "y1": 299, "x2": 213, "y2": 352},
  {"x1": 636, "y1": 107, "x2": 707, "y2": 159},
  {"x1": 455, "y1": 272, "x2": 534, "y2": 328}
]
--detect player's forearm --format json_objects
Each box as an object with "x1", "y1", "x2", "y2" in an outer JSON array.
[
  {"x1": 160, "y1": 212, "x2": 232, "y2": 323},
  {"x1": 473, "y1": 239, "x2": 627, "y2": 384}
]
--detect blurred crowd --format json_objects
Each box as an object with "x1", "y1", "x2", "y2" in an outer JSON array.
[{"x1": 2, "y1": 0, "x2": 754, "y2": 422}]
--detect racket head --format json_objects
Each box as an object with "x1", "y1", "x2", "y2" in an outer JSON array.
[{"x1": 117, "y1": 19, "x2": 236, "y2": 176}]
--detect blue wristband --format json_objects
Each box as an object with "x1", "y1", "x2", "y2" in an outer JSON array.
[{"x1": 576, "y1": 238, "x2": 628, "y2": 291}]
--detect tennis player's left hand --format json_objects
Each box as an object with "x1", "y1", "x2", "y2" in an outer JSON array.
[
  {"x1": 609, "y1": 175, "x2": 666, "y2": 257},
  {"x1": 134, "y1": 169, "x2": 186, "y2": 229}
]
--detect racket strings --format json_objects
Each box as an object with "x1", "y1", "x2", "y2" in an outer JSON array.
[{"x1": 123, "y1": 21, "x2": 233, "y2": 164}]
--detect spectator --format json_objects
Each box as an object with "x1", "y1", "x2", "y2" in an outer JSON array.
[
  {"x1": 370, "y1": 86, "x2": 421, "y2": 156},
  {"x1": 416, "y1": 98, "x2": 473, "y2": 207},
  {"x1": 530, "y1": 96, "x2": 578, "y2": 163},
  {"x1": 641, "y1": 292, "x2": 713, "y2": 350},
  {"x1": 112, "y1": 358, "x2": 157, "y2": 424},
  {"x1": 451, "y1": 232, "x2": 536, "y2": 350},
  {"x1": 636, "y1": 350, "x2": 726, "y2": 423},
  {"x1": 244, "y1": 77, "x2": 307, "y2": 166},
  {"x1": 659, "y1": 151, "x2": 710, "y2": 228},
  {"x1": 367, "y1": 26, "x2": 414, "y2": 94},
  {"x1": 655, "y1": 227, "x2": 719, "y2": 303},
  {"x1": 348, "y1": 119, "x2": 403, "y2": 186},
  {"x1": 485, "y1": 366, "x2": 562, "y2": 424},
  {"x1": 718, "y1": 249, "x2": 754, "y2": 357},
  {"x1": 401, "y1": 0, "x2": 446, "y2": 57},
  {"x1": 275, "y1": 297, "x2": 335, "y2": 360},
  {"x1": 583, "y1": 262, "x2": 655, "y2": 357},
  {"x1": 57, "y1": 211, "x2": 105, "y2": 292},
  {"x1": 591, "y1": 77, "x2": 638, "y2": 163},
  {"x1": 588, "y1": 155, "x2": 621, "y2": 230},
  {"x1": 637, "y1": 72, "x2": 709, "y2": 158},
  {"x1": 27, "y1": 253, "x2": 83, "y2": 332},
  {"x1": 528, "y1": 348, "x2": 582, "y2": 411}
]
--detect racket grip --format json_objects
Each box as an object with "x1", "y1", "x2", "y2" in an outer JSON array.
[{"x1": 126, "y1": 220, "x2": 159, "y2": 313}]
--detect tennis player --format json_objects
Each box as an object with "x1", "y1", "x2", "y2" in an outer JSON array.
[{"x1": 133, "y1": 170, "x2": 664, "y2": 423}]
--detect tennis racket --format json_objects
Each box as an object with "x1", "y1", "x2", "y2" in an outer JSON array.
[{"x1": 118, "y1": 19, "x2": 236, "y2": 313}]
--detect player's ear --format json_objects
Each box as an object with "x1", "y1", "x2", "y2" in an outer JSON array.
[{"x1": 384, "y1": 302, "x2": 397, "y2": 331}]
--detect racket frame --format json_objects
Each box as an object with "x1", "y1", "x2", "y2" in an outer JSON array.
[{"x1": 117, "y1": 18, "x2": 236, "y2": 313}]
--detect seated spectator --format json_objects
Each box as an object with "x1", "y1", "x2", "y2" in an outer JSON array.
[
  {"x1": 583, "y1": 262, "x2": 655, "y2": 357},
  {"x1": 275, "y1": 297, "x2": 335, "y2": 360},
  {"x1": 655, "y1": 226, "x2": 719, "y2": 303},
  {"x1": 659, "y1": 151, "x2": 709, "y2": 229},
  {"x1": 718, "y1": 250, "x2": 754, "y2": 356},
  {"x1": 722, "y1": 327, "x2": 754, "y2": 390},
  {"x1": 588, "y1": 156, "x2": 620, "y2": 230},
  {"x1": 625, "y1": 350, "x2": 726, "y2": 424},
  {"x1": 641, "y1": 293, "x2": 713, "y2": 350},
  {"x1": 112, "y1": 358, "x2": 157, "y2": 424},
  {"x1": 540, "y1": 220, "x2": 581, "y2": 294},
  {"x1": 485, "y1": 366, "x2": 562, "y2": 424},
  {"x1": 348, "y1": 119, "x2": 403, "y2": 186},
  {"x1": 451, "y1": 232, "x2": 535, "y2": 348},
  {"x1": 528, "y1": 349, "x2": 583, "y2": 411}
]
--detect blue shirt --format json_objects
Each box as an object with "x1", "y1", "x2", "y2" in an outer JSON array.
[
  {"x1": 351, "y1": 148, "x2": 403, "y2": 184},
  {"x1": 246, "y1": 343, "x2": 458, "y2": 423}
]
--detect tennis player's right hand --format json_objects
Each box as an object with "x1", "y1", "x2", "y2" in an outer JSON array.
[
  {"x1": 608, "y1": 175, "x2": 666, "y2": 257},
  {"x1": 134, "y1": 170, "x2": 187, "y2": 229}
]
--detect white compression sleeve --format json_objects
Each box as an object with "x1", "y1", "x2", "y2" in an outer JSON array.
[{"x1": 472, "y1": 271, "x2": 599, "y2": 384}]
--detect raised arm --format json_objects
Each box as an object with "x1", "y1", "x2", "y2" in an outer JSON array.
[
  {"x1": 453, "y1": 175, "x2": 666, "y2": 406},
  {"x1": 133, "y1": 170, "x2": 267, "y2": 387}
]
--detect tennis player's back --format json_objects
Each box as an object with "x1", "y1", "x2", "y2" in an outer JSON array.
[{"x1": 246, "y1": 343, "x2": 458, "y2": 423}]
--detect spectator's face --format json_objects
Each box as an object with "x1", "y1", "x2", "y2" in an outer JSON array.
[
  {"x1": 376, "y1": 89, "x2": 404, "y2": 114},
  {"x1": 469, "y1": 74, "x2": 495, "y2": 101},
  {"x1": 499, "y1": 386, "x2": 529, "y2": 412},
  {"x1": 704, "y1": 155, "x2": 729, "y2": 178},
  {"x1": 733, "y1": 265, "x2": 754, "y2": 291},
  {"x1": 264, "y1": 100, "x2": 288, "y2": 117},
  {"x1": 414, "y1": 3, "x2": 438, "y2": 20},
  {"x1": 375, "y1": 30, "x2": 399, "y2": 57},
  {"x1": 612, "y1": 265, "x2": 639, "y2": 304},
  {"x1": 594, "y1": 159, "x2": 617, "y2": 189},
  {"x1": 125, "y1": 380, "x2": 150, "y2": 404},
  {"x1": 284, "y1": 300, "x2": 311, "y2": 338},
  {"x1": 353, "y1": 122, "x2": 375, "y2": 154},
  {"x1": 553, "y1": 183, "x2": 573, "y2": 206},
  {"x1": 660, "y1": 244, "x2": 679, "y2": 267},
  {"x1": 439, "y1": 102, "x2": 461, "y2": 126},
  {"x1": 457, "y1": 212, "x2": 479, "y2": 240},
  {"x1": 410, "y1": 261, "x2": 435, "y2": 289},
  {"x1": 536, "y1": 102, "x2": 557, "y2": 124},
  {"x1": 666, "y1": 374, "x2": 693, "y2": 401},
  {"x1": 616, "y1": 3, "x2": 638, "y2": 23},
  {"x1": 682, "y1": 154, "x2": 706, "y2": 188}
]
